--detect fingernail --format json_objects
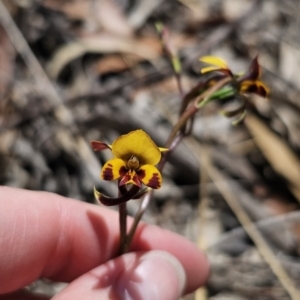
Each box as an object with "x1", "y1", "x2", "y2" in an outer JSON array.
[{"x1": 115, "y1": 250, "x2": 186, "y2": 300}]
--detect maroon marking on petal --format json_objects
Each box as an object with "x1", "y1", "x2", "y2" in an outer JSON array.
[
  {"x1": 103, "y1": 167, "x2": 114, "y2": 180},
  {"x1": 136, "y1": 169, "x2": 146, "y2": 180},
  {"x1": 147, "y1": 173, "x2": 161, "y2": 189},
  {"x1": 243, "y1": 83, "x2": 257, "y2": 94},
  {"x1": 108, "y1": 164, "x2": 113, "y2": 167},
  {"x1": 257, "y1": 86, "x2": 267, "y2": 98},
  {"x1": 119, "y1": 171, "x2": 142, "y2": 187},
  {"x1": 119, "y1": 166, "x2": 127, "y2": 177},
  {"x1": 119, "y1": 173, "x2": 131, "y2": 186},
  {"x1": 242, "y1": 83, "x2": 267, "y2": 97},
  {"x1": 132, "y1": 173, "x2": 142, "y2": 188}
]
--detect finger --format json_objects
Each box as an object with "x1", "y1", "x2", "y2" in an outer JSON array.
[
  {"x1": 53, "y1": 251, "x2": 186, "y2": 300},
  {"x1": 0, "y1": 187, "x2": 209, "y2": 294}
]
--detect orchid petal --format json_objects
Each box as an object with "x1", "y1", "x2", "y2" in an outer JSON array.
[
  {"x1": 241, "y1": 80, "x2": 269, "y2": 97},
  {"x1": 232, "y1": 110, "x2": 247, "y2": 126},
  {"x1": 220, "y1": 97, "x2": 246, "y2": 118},
  {"x1": 118, "y1": 184, "x2": 150, "y2": 199},
  {"x1": 112, "y1": 130, "x2": 161, "y2": 165},
  {"x1": 91, "y1": 140, "x2": 112, "y2": 151},
  {"x1": 201, "y1": 67, "x2": 233, "y2": 76},
  {"x1": 200, "y1": 66, "x2": 221, "y2": 74},
  {"x1": 101, "y1": 158, "x2": 127, "y2": 181},
  {"x1": 94, "y1": 185, "x2": 140, "y2": 206},
  {"x1": 137, "y1": 164, "x2": 162, "y2": 189},
  {"x1": 199, "y1": 56, "x2": 228, "y2": 68},
  {"x1": 247, "y1": 55, "x2": 260, "y2": 80}
]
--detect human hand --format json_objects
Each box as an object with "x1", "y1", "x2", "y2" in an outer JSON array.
[{"x1": 0, "y1": 187, "x2": 209, "y2": 300}]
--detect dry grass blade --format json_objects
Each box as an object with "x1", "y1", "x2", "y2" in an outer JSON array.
[
  {"x1": 245, "y1": 114, "x2": 300, "y2": 203},
  {"x1": 48, "y1": 35, "x2": 161, "y2": 78},
  {"x1": 0, "y1": 25, "x2": 15, "y2": 124},
  {"x1": 44, "y1": 0, "x2": 133, "y2": 36},
  {"x1": 0, "y1": 26, "x2": 15, "y2": 96},
  {"x1": 195, "y1": 167, "x2": 209, "y2": 300},
  {"x1": 0, "y1": 1, "x2": 69, "y2": 119}
]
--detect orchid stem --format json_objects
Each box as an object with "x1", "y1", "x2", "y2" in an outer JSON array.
[
  {"x1": 175, "y1": 71, "x2": 184, "y2": 100},
  {"x1": 159, "y1": 134, "x2": 183, "y2": 170},
  {"x1": 124, "y1": 190, "x2": 153, "y2": 253},
  {"x1": 167, "y1": 76, "x2": 232, "y2": 146},
  {"x1": 119, "y1": 202, "x2": 127, "y2": 254}
]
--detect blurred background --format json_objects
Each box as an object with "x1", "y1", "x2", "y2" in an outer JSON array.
[{"x1": 1, "y1": 0, "x2": 300, "y2": 299}]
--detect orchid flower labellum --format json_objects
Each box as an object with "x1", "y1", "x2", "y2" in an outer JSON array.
[{"x1": 91, "y1": 130, "x2": 168, "y2": 206}]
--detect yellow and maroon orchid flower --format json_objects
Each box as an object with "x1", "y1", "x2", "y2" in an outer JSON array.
[
  {"x1": 91, "y1": 130, "x2": 168, "y2": 205},
  {"x1": 199, "y1": 55, "x2": 269, "y2": 98},
  {"x1": 92, "y1": 129, "x2": 166, "y2": 189}
]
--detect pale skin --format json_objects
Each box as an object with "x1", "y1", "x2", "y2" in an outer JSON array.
[{"x1": 0, "y1": 187, "x2": 209, "y2": 300}]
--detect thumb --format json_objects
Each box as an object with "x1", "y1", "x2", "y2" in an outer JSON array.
[{"x1": 53, "y1": 250, "x2": 187, "y2": 300}]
